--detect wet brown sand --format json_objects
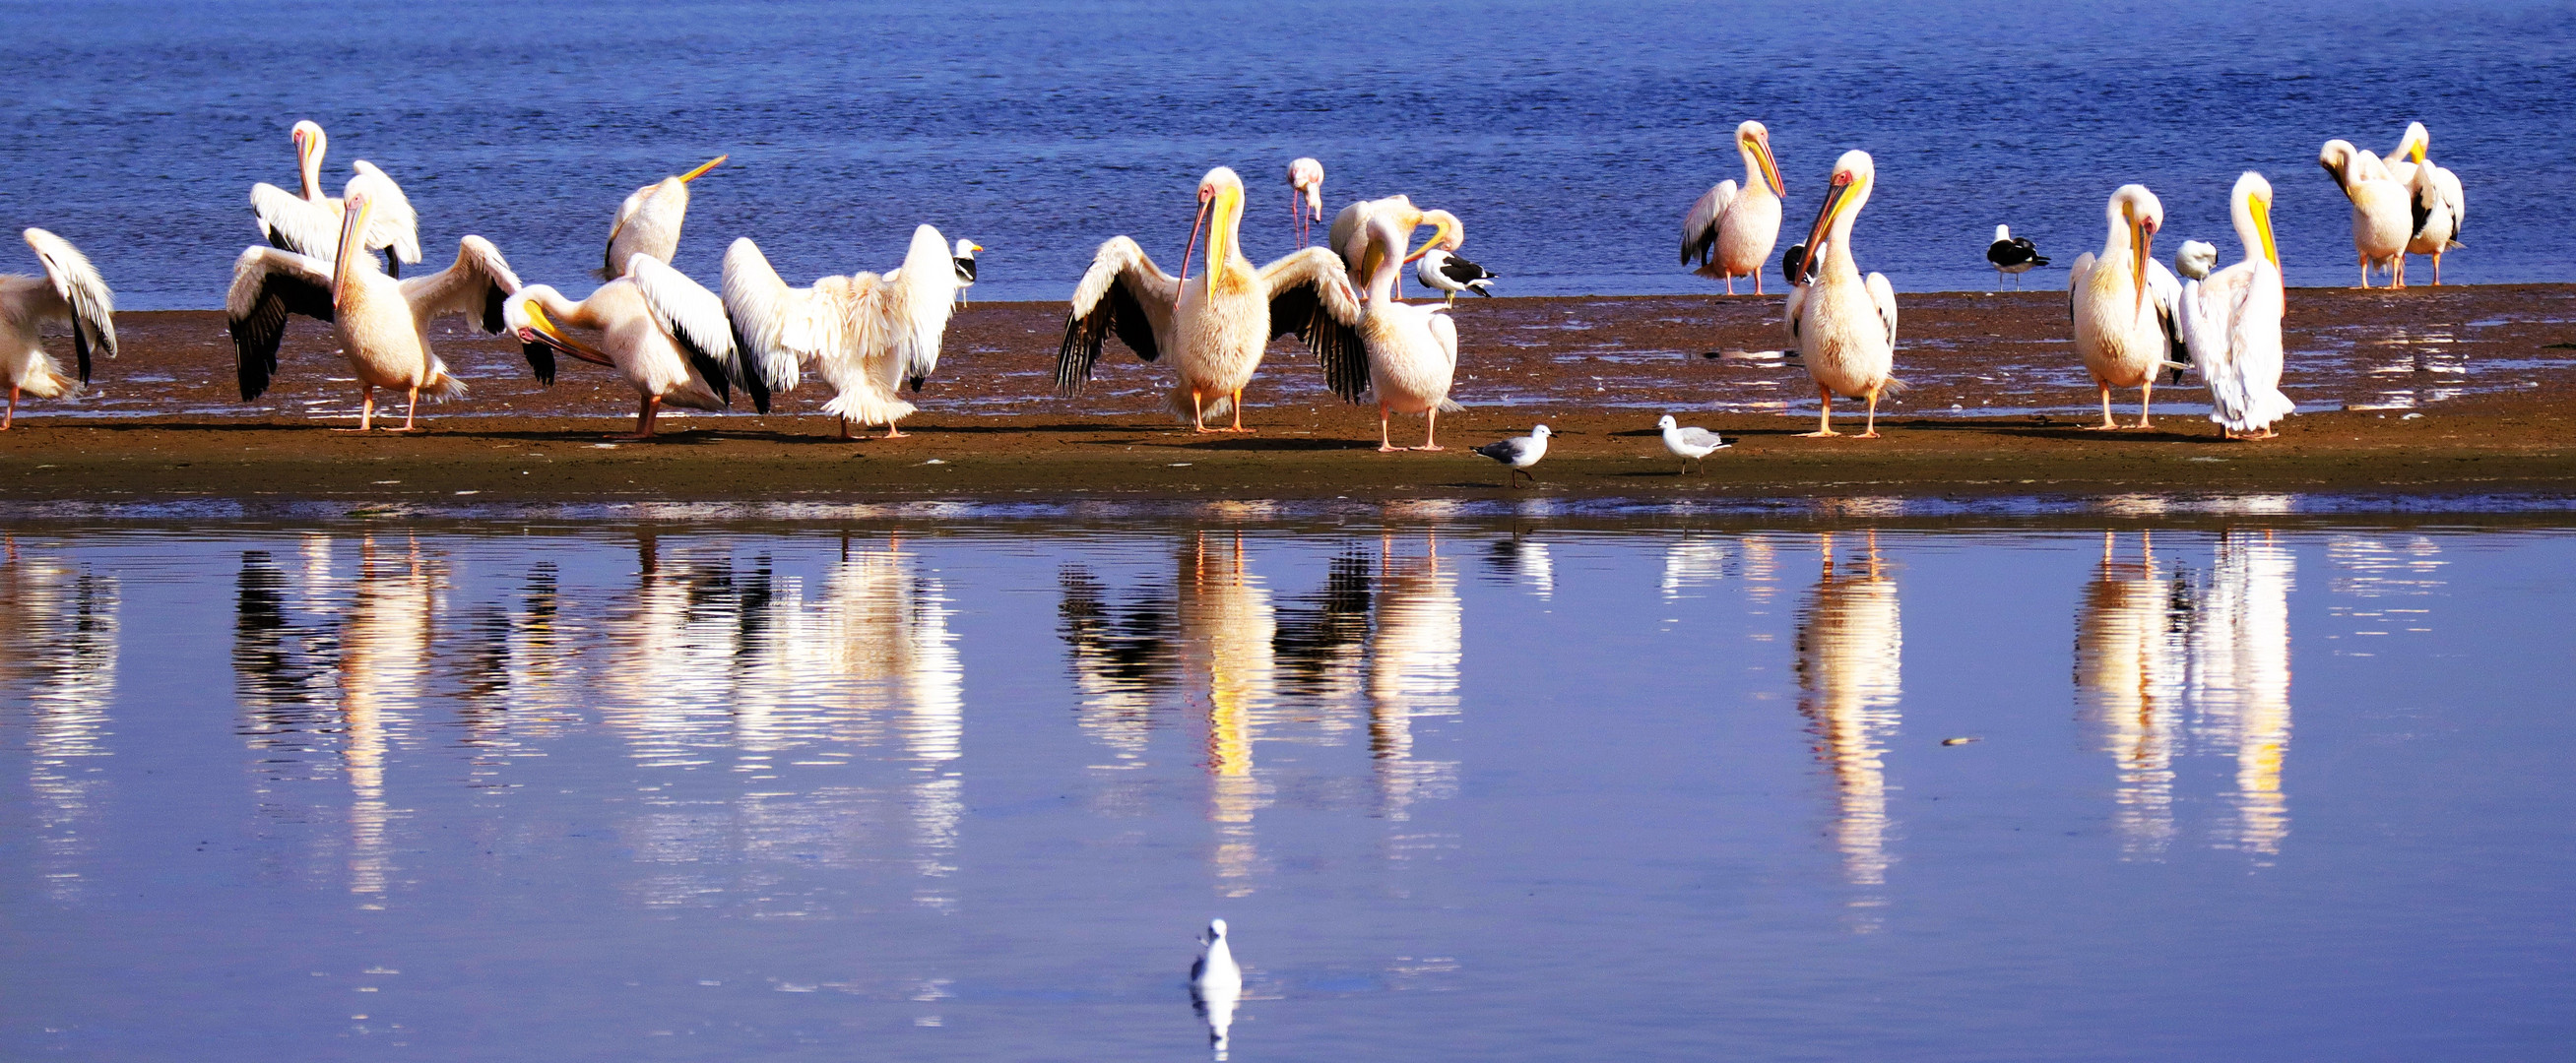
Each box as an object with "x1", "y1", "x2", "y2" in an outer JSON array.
[{"x1": 5, "y1": 285, "x2": 2573, "y2": 505}]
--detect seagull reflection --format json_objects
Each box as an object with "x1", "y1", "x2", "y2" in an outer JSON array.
[
  {"x1": 2192, "y1": 531, "x2": 2294, "y2": 857},
  {"x1": 1794, "y1": 532, "x2": 1902, "y2": 914},
  {"x1": 1191, "y1": 917, "x2": 1244, "y2": 1060},
  {"x1": 1, "y1": 541, "x2": 119, "y2": 902},
  {"x1": 2074, "y1": 532, "x2": 2188, "y2": 856},
  {"x1": 1660, "y1": 536, "x2": 1737, "y2": 600},
  {"x1": 1367, "y1": 533, "x2": 1462, "y2": 821},
  {"x1": 1483, "y1": 533, "x2": 1554, "y2": 600}
]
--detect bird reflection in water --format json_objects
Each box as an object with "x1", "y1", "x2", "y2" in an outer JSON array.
[
  {"x1": 1, "y1": 538, "x2": 119, "y2": 903},
  {"x1": 1366, "y1": 533, "x2": 1461, "y2": 823},
  {"x1": 337, "y1": 536, "x2": 442, "y2": 902},
  {"x1": 2073, "y1": 532, "x2": 2188, "y2": 856},
  {"x1": 1180, "y1": 534, "x2": 1277, "y2": 894},
  {"x1": 1482, "y1": 532, "x2": 1554, "y2": 600},
  {"x1": 1794, "y1": 532, "x2": 1902, "y2": 923},
  {"x1": 2193, "y1": 531, "x2": 2293, "y2": 858}
]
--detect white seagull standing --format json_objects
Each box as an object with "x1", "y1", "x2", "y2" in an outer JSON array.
[
  {"x1": 723, "y1": 223, "x2": 962, "y2": 439},
  {"x1": 1788, "y1": 150, "x2": 1900, "y2": 438},
  {"x1": 1057, "y1": 167, "x2": 1366, "y2": 432},
  {"x1": 1474, "y1": 423, "x2": 1550, "y2": 487},
  {"x1": 0, "y1": 229, "x2": 115, "y2": 430},
  {"x1": 1415, "y1": 248, "x2": 1497, "y2": 304},
  {"x1": 599, "y1": 155, "x2": 727, "y2": 280},
  {"x1": 1287, "y1": 157, "x2": 1324, "y2": 247},
  {"x1": 951, "y1": 238, "x2": 982, "y2": 305},
  {"x1": 1353, "y1": 211, "x2": 1461, "y2": 452},
  {"x1": 1985, "y1": 224, "x2": 2048, "y2": 289},
  {"x1": 225, "y1": 193, "x2": 521, "y2": 431},
  {"x1": 248, "y1": 120, "x2": 421, "y2": 277},
  {"x1": 2177, "y1": 171, "x2": 2293, "y2": 439},
  {"x1": 2067, "y1": 184, "x2": 2186, "y2": 430},
  {"x1": 2383, "y1": 123, "x2": 2467, "y2": 285},
  {"x1": 2318, "y1": 140, "x2": 2410, "y2": 288},
  {"x1": 1191, "y1": 918, "x2": 1243, "y2": 1061},
  {"x1": 505, "y1": 254, "x2": 751, "y2": 440},
  {"x1": 1658, "y1": 413, "x2": 1728, "y2": 473},
  {"x1": 1680, "y1": 120, "x2": 1787, "y2": 295}
]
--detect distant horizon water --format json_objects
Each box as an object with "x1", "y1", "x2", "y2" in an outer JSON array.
[{"x1": 0, "y1": 0, "x2": 2567, "y2": 310}]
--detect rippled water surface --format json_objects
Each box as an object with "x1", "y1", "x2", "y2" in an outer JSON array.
[
  {"x1": 2, "y1": 516, "x2": 2570, "y2": 1059},
  {"x1": 0, "y1": 0, "x2": 2568, "y2": 309}
]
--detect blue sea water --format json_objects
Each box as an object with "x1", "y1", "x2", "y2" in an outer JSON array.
[{"x1": 0, "y1": 0, "x2": 2566, "y2": 310}]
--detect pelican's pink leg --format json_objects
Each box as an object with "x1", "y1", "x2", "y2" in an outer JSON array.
[
  {"x1": 335, "y1": 387, "x2": 376, "y2": 433},
  {"x1": 2, "y1": 386, "x2": 17, "y2": 430}
]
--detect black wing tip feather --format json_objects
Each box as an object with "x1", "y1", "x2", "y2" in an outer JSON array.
[
  {"x1": 732, "y1": 324, "x2": 773, "y2": 415},
  {"x1": 523, "y1": 343, "x2": 557, "y2": 387}
]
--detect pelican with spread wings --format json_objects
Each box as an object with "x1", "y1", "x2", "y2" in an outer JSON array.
[
  {"x1": 225, "y1": 193, "x2": 521, "y2": 431},
  {"x1": 506, "y1": 254, "x2": 750, "y2": 440},
  {"x1": 1056, "y1": 167, "x2": 1366, "y2": 433},
  {"x1": 248, "y1": 120, "x2": 422, "y2": 277},
  {"x1": 0, "y1": 229, "x2": 116, "y2": 429},
  {"x1": 723, "y1": 223, "x2": 962, "y2": 439}
]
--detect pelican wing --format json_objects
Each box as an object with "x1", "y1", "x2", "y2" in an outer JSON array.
[
  {"x1": 1056, "y1": 235, "x2": 1177, "y2": 395},
  {"x1": 1865, "y1": 271, "x2": 1899, "y2": 349},
  {"x1": 345, "y1": 160, "x2": 421, "y2": 269},
  {"x1": 2436, "y1": 165, "x2": 2466, "y2": 243},
  {"x1": 2178, "y1": 274, "x2": 2239, "y2": 407},
  {"x1": 224, "y1": 246, "x2": 335, "y2": 401},
  {"x1": 719, "y1": 235, "x2": 831, "y2": 397},
  {"x1": 24, "y1": 228, "x2": 116, "y2": 383},
  {"x1": 2146, "y1": 258, "x2": 2189, "y2": 378},
  {"x1": 1681, "y1": 180, "x2": 1735, "y2": 267},
  {"x1": 1260, "y1": 246, "x2": 1369, "y2": 403},
  {"x1": 887, "y1": 223, "x2": 961, "y2": 392},
  {"x1": 625, "y1": 253, "x2": 741, "y2": 409},
  {"x1": 2066, "y1": 251, "x2": 2097, "y2": 322},
  {"x1": 1426, "y1": 306, "x2": 1464, "y2": 412},
  {"x1": 400, "y1": 235, "x2": 522, "y2": 336},
  {"x1": 249, "y1": 182, "x2": 340, "y2": 259}
]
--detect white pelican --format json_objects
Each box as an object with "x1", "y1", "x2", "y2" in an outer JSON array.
[
  {"x1": 2067, "y1": 184, "x2": 2186, "y2": 430},
  {"x1": 1415, "y1": 248, "x2": 1496, "y2": 304},
  {"x1": 598, "y1": 155, "x2": 726, "y2": 280},
  {"x1": 1191, "y1": 918, "x2": 1244, "y2": 1060},
  {"x1": 0, "y1": 229, "x2": 115, "y2": 430},
  {"x1": 2318, "y1": 140, "x2": 2410, "y2": 288},
  {"x1": 1788, "y1": 150, "x2": 1900, "y2": 438},
  {"x1": 1353, "y1": 211, "x2": 1459, "y2": 452},
  {"x1": 723, "y1": 223, "x2": 961, "y2": 440},
  {"x1": 505, "y1": 254, "x2": 749, "y2": 439},
  {"x1": 2175, "y1": 239, "x2": 2220, "y2": 281},
  {"x1": 248, "y1": 120, "x2": 421, "y2": 277},
  {"x1": 1679, "y1": 120, "x2": 1787, "y2": 295},
  {"x1": 1326, "y1": 196, "x2": 1461, "y2": 299},
  {"x1": 2384, "y1": 123, "x2": 2466, "y2": 285},
  {"x1": 1056, "y1": 167, "x2": 1366, "y2": 433},
  {"x1": 2177, "y1": 172, "x2": 2293, "y2": 439},
  {"x1": 1985, "y1": 224, "x2": 2048, "y2": 289},
  {"x1": 225, "y1": 193, "x2": 522, "y2": 431},
  {"x1": 1287, "y1": 157, "x2": 1324, "y2": 247},
  {"x1": 1657, "y1": 413, "x2": 1727, "y2": 473},
  {"x1": 1473, "y1": 423, "x2": 1549, "y2": 486},
  {"x1": 951, "y1": 238, "x2": 981, "y2": 305}
]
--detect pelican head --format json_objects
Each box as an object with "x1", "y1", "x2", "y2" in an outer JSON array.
[
  {"x1": 291, "y1": 120, "x2": 327, "y2": 196},
  {"x1": 2318, "y1": 140, "x2": 2361, "y2": 196},
  {"x1": 1181, "y1": 166, "x2": 1246, "y2": 298},
  {"x1": 1406, "y1": 210, "x2": 1464, "y2": 263},
  {"x1": 505, "y1": 287, "x2": 611, "y2": 364},
  {"x1": 2175, "y1": 240, "x2": 2219, "y2": 281},
  {"x1": 1288, "y1": 156, "x2": 1324, "y2": 219},
  {"x1": 677, "y1": 154, "x2": 728, "y2": 184},
  {"x1": 2234, "y1": 170, "x2": 2278, "y2": 270},
  {"x1": 2107, "y1": 184, "x2": 2162, "y2": 312},
  {"x1": 1797, "y1": 150, "x2": 1875, "y2": 283},
  {"x1": 2395, "y1": 121, "x2": 2430, "y2": 167},
  {"x1": 1739, "y1": 120, "x2": 1784, "y2": 197}
]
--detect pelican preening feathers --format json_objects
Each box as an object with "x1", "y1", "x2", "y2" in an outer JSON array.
[
  {"x1": 1986, "y1": 225, "x2": 2048, "y2": 289},
  {"x1": 1287, "y1": 157, "x2": 1325, "y2": 247},
  {"x1": 1788, "y1": 150, "x2": 1900, "y2": 438},
  {"x1": 723, "y1": 223, "x2": 964, "y2": 439},
  {"x1": 1057, "y1": 167, "x2": 1366, "y2": 433},
  {"x1": 2318, "y1": 140, "x2": 2410, "y2": 288},
  {"x1": 1327, "y1": 196, "x2": 1462, "y2": 301},
  {"x1": 0, "y1": 229, "x2": 117, "y2": 429},
  {"x1": 226, "y1": 193, "x2": 522, "y2": 431},
  {"x1": 248, "y1": 120, "x2": 421, "y2": 278},
  {"x1": 2176, "y1": 172, "x2": 2294, "y2": 439},
  {"x1": 1354, "y1": 211, "x2": 1460, "y2": 452},
  {"x1": 2383, "y1": 122, "x2": 2467, "y2": 285},
  {"x1": 1680, "y1": 120, "x2": 1787, "y2": 295},
  {"x1": 2067, "y1": 184, "x2": 2186, "y2": 430},
  {"x1": 506, "y1": 254, "x2": 747, "y2": 440},
  {"x1": 599, "y1": 155, "x2": 727, "y2": 280}
]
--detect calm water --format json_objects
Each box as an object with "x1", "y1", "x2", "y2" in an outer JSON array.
[
  {"x1": 0, "y1": 1, "x2": 2568, "y2": 310},
  {"x1": 2, "y1": 516, "x2": 2571, "y2": 1059}
]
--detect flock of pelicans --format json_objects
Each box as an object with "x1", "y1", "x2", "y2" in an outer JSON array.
[{"x1": 0, "y1": 117, "x2": 2469, "y2": 470}]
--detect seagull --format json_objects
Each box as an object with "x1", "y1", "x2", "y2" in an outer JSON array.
[
  {"x1": 1474, "y1": 423, "x2": 1551, "y2": 487},
  {"x1": 1415, "y1": 248, "x2": 1496, "y2": 304},
  {"x1": 1657, "y1": 413, "x2": 1728, "y2": 473},
  {"x1": 1985, "y1": 224, "x2": 2048, "y2": 289},
  {"x1": 1191, "y1": 918, "x2": 1243, "y2": 1061},
  {"x1": 951, "y1": 238, "x2": 981, "y2": 306}
]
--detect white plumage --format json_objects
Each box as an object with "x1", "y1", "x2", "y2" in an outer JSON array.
[
  {"x1": 1657, "y1": 413, "x2": 1727, "y2": 473},
  {"x1": 1287, "y1": 157, "x2": 1324, "y2": 247},
  {"x1": 2318, "y1": 140, "x2": 2410, "y2": 288},
  {"x1": 1191, "y1": 918, "x2": 1244, "y2": 1060},
  {"x1": 0, "y1": 229, "x2": 116, "y2": 428},
  {"x1": 1679, "y1": 120, "x2": 1786, "y2": 295},
  {"x1": 1354, "y1": 211, "x2": 1461, "y2": 452},
  {"x1": 248, "y1": 121, "x2": 421, "y2": 277},
  {"x1": 1473, "y1": 423, "x2": 1550, "y2": 486},
  {"x1": 1327, "y1": 196, "x2": 1461, "y2": 301},
  {"x1": 1790, "y1": 150, "x2": 1900, "y2": 438},
  {"x1": 2382, "y1": 123, "x2": 2466, "y2": 285},
  {"x1": 506, "y1": 254, "x2": 747, "y2": 439},
  {"x1": 2067, "y1": 184, "x2": 2186, "y2": 430},
  {"x1": 599, "y1": 155, "x2": 726, "y2": 280},
  {"x1": 723, "y1": 223, "x2": 961, "y2": 439},
  {"x1": 2177, "y1": 172, "x2": 2293, "y2": 439}
]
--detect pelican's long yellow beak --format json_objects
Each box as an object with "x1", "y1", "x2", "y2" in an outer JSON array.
[
  {"x1": 2127, "y1": 204, "x2": 2152, "y2": 314},
  {"x1": 1204, "y1": 182, "x2": 1240, "y2": 300},
  {"x1": 1799, "y1": 174, "x2": 1852, "y2": 283},
  {"x1": 679, "y1": 155, "x2": 728, "y2": 183},
  {"x1": 1405, "y1": 215, "x2": 1460, "y2": 263},
  {"x1": 2254, "y1": 193, "x2": 2278, "y2": 270},
  {"x1": 2409, "y1": 141, "x2": 2425, "y2": 167},
  {"x1": 1753, "y1": 134, "x2": 1785, "y2": 197},
  {"x1": 522, "y1": 301, "x2": 612, "y2": 365}
]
